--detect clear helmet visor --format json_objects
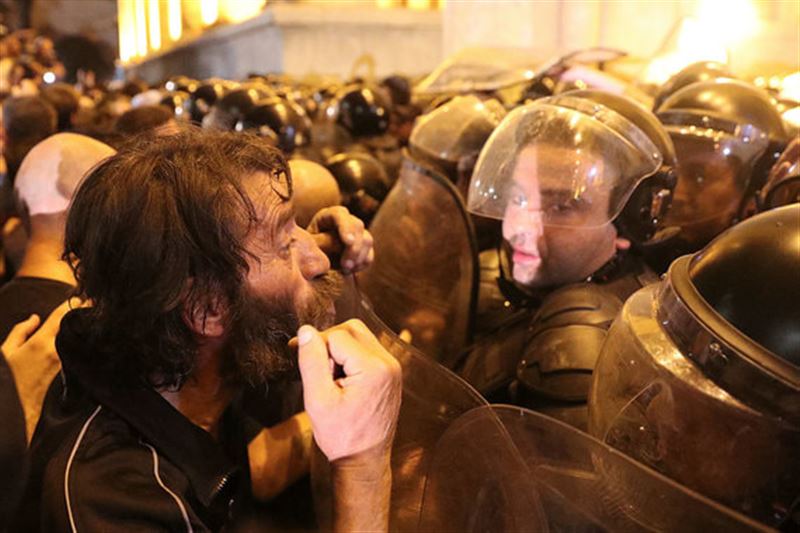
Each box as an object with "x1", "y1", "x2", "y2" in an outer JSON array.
[
  {"x1": 409, "y1": 95, "x2": 506, "y2": 164},
  {"x1": 467, "y1": 96, "x2": 662, "y2": 228},
  {"x1": 659, "y1": 112, "x2": 769, "y2": 243}
]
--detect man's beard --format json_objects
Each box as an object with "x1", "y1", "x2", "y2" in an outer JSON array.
[{"x1": 223, "y1": 271, "x2": 343, "y2": 387}]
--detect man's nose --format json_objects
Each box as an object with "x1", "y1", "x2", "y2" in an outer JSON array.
[
  {"x1": 294, "y1": 226, "x2": 331, "y2": 280},
  {"x1": 505, "y1": 209, "x2": 544, "y2": 244}
]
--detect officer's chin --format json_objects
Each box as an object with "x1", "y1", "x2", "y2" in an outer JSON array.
[{"x1": 512, "y1": 261, "x2": 542, "y2": 287}]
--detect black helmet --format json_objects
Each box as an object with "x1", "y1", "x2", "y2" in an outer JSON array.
[
  {"x1": 159, "y1": 90, "x2": 191, "y2": 121},
  {"x1": 654, "y1": 79, "x2": 783, "y2": 253},
  {"x1": 202, "y1": 87, "x2": 261, "y2": 131},
  {"x1": 236, "y1": 97, "x2": 311, "y2": 154},
  {"x1": 656, "y1": 79, "x2": 788, "y2": 143},
  {"x1": 568, "y1": 89, "x2": 678, "y2": 246},
  {"x1": 589, "y1": 204, "x2": 800, "y2": 527},
  {"x1": 164, "y1": 75, "x2": 199, "y2": 94},
  {"x1": 325, "y1": 151, "x2": 391, "y2": 224},
  {"x1": 380, "y1": 75, "x2": 412, "y2": 106},
  {"x1": 335, "y1": 85, "x2": 392, "y2": 138},
  {"x1": 121, "y1": 79, "x2": 148, "y2": 98},
  {"x1": 409, "y1": 95, "x2": 506, "y2": 186},
  {"x1": 652, "y1": 61, "x2": 733, "y2": 111},
  {"x1": 688, "y1": 204, "x2": 800, "y2": 369},
  {"x1": 185, "y1": 81, "x2": 226, "y2": 124},
  {"x1": 758, "y1": 137, "x2": 800, "y2": 212}
]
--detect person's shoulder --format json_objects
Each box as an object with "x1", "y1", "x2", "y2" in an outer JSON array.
[
  {"x1": 0, "y1": 277, "x2": 72, "y2": 338},
  {"x1": 40, "y1": 405, "x2": 206, "y2": 532}
]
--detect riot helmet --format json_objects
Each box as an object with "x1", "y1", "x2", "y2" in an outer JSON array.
[
  {"x1": 185, "y1": 81, "x2": 226, "y2": 124},
  {"x1": 652, "y1": 61, "x2": 733, "y2": 111},
  {"x1": 589, "y1": 204, "x2": 800, "y2": 527},
  {"x1": 158, "y1": 90, "x2": 190, "y2": 121},
  {"x1": 121, "y1": 79, "x2": 148, "y2": 98},
  {"x1": 334, "y1": 85, "x2": 392, "y2": 138},
  {"x1": 409, "y1": 95, "x2": 506, "y2": 186},
  {"x1": 655, "y1": 79, "x2": 777, "y2": 254},
  {"x1": 757, "y1": 136, "x2": 800, "y2": 212},
  {"x1": 202, "y1": 87, "x2": 260, "y2": 131},
  {"x1": 236, "y1": 97, "x2": 311, "y2": 154},
  {"x1": 164, "y1": 75, "x2": 199, "y2": 94},
  {"x1": 467, "y1": 95, "x2": 662, "y2": 289},
  {"x1": 325, "y1": 151, "x2": 391, "y2": 224},
  {"x1": 657, "y1": 79, "x2": 789, "y2": 218},
  {"x1": 380, "y1": 75, "x2": 412, "y2": 106},
  {"x1": 567, "y1": 89, "x2": 678, "y2": 246}
]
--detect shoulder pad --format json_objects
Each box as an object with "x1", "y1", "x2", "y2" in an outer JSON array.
[
  {"x1": 532, "y1": 283, "x2": 623, "y2": 334},
  {"x1": 517, "y1": 283, "x2": 625, "y2": 403}
]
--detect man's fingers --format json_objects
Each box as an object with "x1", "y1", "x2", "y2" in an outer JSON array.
[
  {"x1": 2, "y1": 314, "x2": 41, "y2": 352},
  {"x1": 326, "y1": 329, "x2": 374, "y2": 378},
  {"x1": 297, "y1": 325, "x2": 336, "y2": 397},
  {"x1": 312, "y1": 232, "x2": 344, "y2": 257}
]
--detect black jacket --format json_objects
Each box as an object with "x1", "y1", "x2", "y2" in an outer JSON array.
[{"x1": 15, "y1": 309, "x2": 253, "y2": 532}]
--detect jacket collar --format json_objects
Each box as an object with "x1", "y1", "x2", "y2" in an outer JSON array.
[{"x1": 55, "y1": 309, "x2": 243, "y2": 509}]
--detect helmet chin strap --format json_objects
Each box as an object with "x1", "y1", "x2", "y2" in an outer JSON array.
[{"x1": 584, "y1": 247, "x2": 628, "y2": 284}]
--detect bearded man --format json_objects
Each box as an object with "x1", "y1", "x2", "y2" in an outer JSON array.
[{"x1": 15, "y1": 130, "x2": 400, "y2": 532}]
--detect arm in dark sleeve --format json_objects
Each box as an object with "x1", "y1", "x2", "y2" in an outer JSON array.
[{"x1": 0, "y1": 350, "x2": 28, "y2": 526}]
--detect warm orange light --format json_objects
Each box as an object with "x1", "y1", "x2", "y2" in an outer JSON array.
[
  {"x1": 376, "y1": 0, "x2": 400, "y2": 8},
  {"x1": 117, "y1": 0, "x2": 137, "y2": 62},
  {"x1": 134, "y1": 0, "x2": 149, "y2": 57},
  {"x1": 644, "y1": 0, "x2": 759, "y2": 85},
  {"x1": 200, "y1": 0, "x2": 219, "y2": 26},
  {"x1": 147, "y1": 0, "x2": 161, "y2": 51},
  {"x1": 407, "y1": 0, "x2": 431, "y2": 10},
  {"x1": 168, "y1": 0, "x2": 182, "y2": 41},
  {"x1": 220, "y1": 0, "x2": 264, "y2": 23},
  {"x1": 781, "y1": 72, "x2": 800, "y2": 102}
]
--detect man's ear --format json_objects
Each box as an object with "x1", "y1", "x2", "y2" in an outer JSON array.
[{"x1": 182, "y1": 292, "x2": 227, "y2": 338}]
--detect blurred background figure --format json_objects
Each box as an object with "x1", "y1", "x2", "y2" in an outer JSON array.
[{"x1": 0, "y1": 132, "x2": 114, "y2": 338}]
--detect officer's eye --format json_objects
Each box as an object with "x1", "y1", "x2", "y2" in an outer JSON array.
[{"x1": 511, "y1": 193, "x2": 528, "y2": 207}]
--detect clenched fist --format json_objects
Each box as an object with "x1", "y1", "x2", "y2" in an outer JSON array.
[{"x1": 297, "y1": 319, "x2": 401, "y2": 462}]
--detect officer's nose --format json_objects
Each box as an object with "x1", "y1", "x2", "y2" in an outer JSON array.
[
  {"x1": 504, "y1": 208, "x2": 544, "y2": 249},
  {"x1": 293, "y1": 226, "x2": 331, "y2": 280}
]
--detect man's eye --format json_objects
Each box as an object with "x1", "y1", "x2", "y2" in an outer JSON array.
[
  {"x1": 279, "y1": 238, "x2": 296, "y2": 256},
  {"x1": 546, "y1": 196, "x2": 587, "y2": 214}
]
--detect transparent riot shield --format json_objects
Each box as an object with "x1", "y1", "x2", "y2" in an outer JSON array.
[
  {"x1": 590, "y1": 283, "x2": 800, "y2": 528},
  {"x1": 357, "y1": 155, "x2": 479, "y2": 368},
  {"x1": 420, "y1": 405, "x2": 770, "y2": 532},
  {"x1": 312, "y1": 278, "x2": 488, "y2": 532}
]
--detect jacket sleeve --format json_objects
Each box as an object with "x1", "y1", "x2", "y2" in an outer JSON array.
[{"x1": 0, "y1": 351, "x2": 28, "y2": 525}]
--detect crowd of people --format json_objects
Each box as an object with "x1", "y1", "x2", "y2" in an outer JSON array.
[{"x1": 1, "y1": 22, "x2": 798, "y2": 532}]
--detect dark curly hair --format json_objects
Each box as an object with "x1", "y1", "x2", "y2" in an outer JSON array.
[{"x1": 63, "y1": 128, "x2": 291, "y2": 389}]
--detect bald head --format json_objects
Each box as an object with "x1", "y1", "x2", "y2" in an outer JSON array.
[
  {"x1": 15, "y1": 133, "x2": 116, "y2": 216},
  {"x1": 289, "y1": 158, "x2": 341, "y2": 227}
]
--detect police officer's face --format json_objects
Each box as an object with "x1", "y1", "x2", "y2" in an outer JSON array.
[{"x1": 502, "y1": 146, "x2": 624, "y2": 289}]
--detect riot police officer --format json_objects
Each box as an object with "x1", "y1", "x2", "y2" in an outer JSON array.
[
  {"x1": 458, "y1": 94, "x2": 675, "y2": 429},
  {"x1": 651, "y1": 78, "x2": 787, "y2": 267},
  {"x1": 589, "y1": 204, "x2": 800, "y2": 528}
]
